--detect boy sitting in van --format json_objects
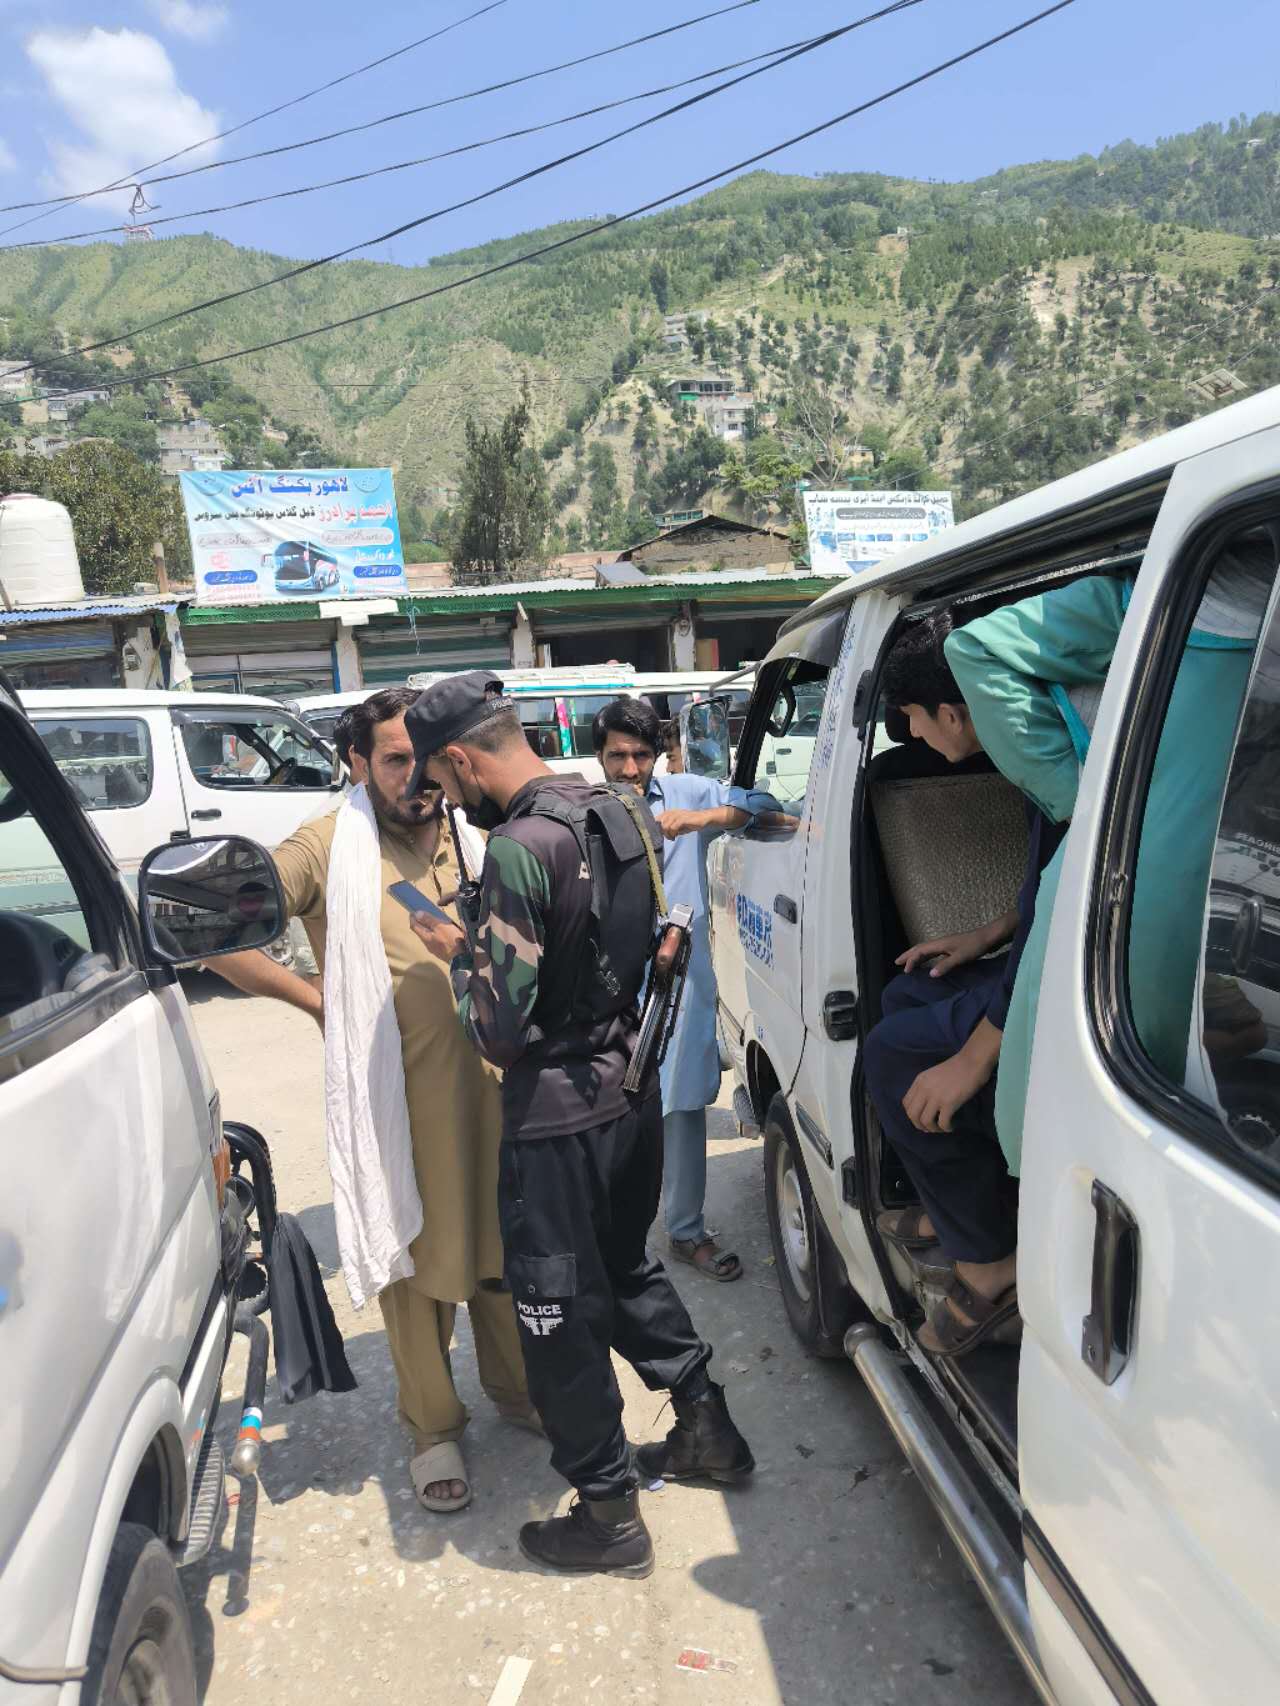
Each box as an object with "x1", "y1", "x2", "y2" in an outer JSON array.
[
  {"x1": 866, "y1": 615, "x2": 1065, "y2": 1358},
  {"x1": 945, "y1": 545, "x2": 1274, "y2": 1191}
]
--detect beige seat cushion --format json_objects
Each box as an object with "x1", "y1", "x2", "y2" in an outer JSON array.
[{"x1": 871, "y1": 772, "x2": 1029, "y2": 946}]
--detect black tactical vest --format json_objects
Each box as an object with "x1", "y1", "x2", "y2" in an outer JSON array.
[{"x1": 504, "y1": 779, "x2": 662, "y2": 1029}]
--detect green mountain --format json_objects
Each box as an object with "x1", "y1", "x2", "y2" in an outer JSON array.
[{"x1": 2, "y1": 110, "x2": 1278, "y2": 542}]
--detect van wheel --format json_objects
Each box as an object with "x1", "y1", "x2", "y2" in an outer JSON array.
[
  {"x1": 763, "y1": 1094, "x2": 856, "y2": 1357},
  {"x1": 83, "y1": 1523, "x2": 197, "y2": 1706}
]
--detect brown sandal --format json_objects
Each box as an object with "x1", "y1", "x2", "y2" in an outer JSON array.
[
  {"x1": 917, "y1": 1272, "x2": 1020, "y2": 1358},
  {"x1": 670, "y1": 1236, "x2": 743, "y2": 1282},
  {"x1": 876, "y1": 1205, "x2": 941, "y2": 1255}
]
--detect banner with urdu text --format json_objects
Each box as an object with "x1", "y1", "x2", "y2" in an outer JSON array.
[
  {"x1": 180, "y1": 468, "x2": 408, "y2": 606},
  {"x1": 803, "y1": 489, "x2": 954, "y2": 578}
]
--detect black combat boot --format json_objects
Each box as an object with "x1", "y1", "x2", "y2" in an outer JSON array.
[
  {"x1": 635, "y1": 1380, "x2": 755, "y2": 1485},
  {"x1": 519, "y1": 1489, "x2": 654, "y2": 1579}
]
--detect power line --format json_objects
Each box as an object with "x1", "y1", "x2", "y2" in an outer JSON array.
[
  {"x1": 0, "y1": 0, "x2": 512, "y2": 243},
  {"x1": 5, "y1": 0, "x2": 923, "y2": 375},
  {"x1": 34, "y1": 0, "x2": 1076, "y2": 404},
  {"x1": 0, "y1": 0, "x2": 763, "y2": 220},
  {"x1": 0, "y1": 29, "x2": 840, "y2": 252}
]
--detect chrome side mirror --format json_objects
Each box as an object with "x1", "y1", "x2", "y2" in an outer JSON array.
[
  {"x1": 680, "y1": 695, "x2": 731, "y2": 781},
  {"x1": 138, "y1": 835, "x2": 286, "y2": 965}
]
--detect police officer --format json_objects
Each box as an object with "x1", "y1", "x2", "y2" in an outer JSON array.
[{"x1": 406, "y1": 672, "x2": 753, "y2": 1579}]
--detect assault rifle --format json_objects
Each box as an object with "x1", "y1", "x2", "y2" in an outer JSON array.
[
  {"x1": 444, "y1": 802, "x2": 484, "y2": 958},
  {"x1": 622, "y1": 901, "x2": 694, "y2": 1093}
]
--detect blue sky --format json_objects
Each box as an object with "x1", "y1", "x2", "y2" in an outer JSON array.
[{"x1": 0, "y1": 0, "x2": 1276, "y2": 264}]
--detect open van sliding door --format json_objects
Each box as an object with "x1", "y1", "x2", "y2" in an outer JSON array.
[
  {"x1": 1018, "y1": 430, "x2": 1280, "y2": 1705},
  {"x1": 708, "y1": 602, "x2": 849, "y2": 1109},
  {"x1": 788, "y1": 587, "x2": 901, "y2": 1314}
]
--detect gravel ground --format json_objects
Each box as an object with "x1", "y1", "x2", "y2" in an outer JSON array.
[{"x1": 183, "y1": 974, "x2": 1034, "y2": 1706}]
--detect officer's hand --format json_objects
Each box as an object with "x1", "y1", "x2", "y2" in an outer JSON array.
[{"x1": 409, "y1": 911, "x2": 467, "y2": 962}]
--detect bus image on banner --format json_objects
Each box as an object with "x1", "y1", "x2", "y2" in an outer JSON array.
[
  {"x1": 180, "y1": 467, "x2": 409, "y2": 606},
  {"x1": 802, "y1": 488, "x2": 954, "y2": 577},
  {"x1": 267, "y1": 540, "x2": 342, "y2": 595}
]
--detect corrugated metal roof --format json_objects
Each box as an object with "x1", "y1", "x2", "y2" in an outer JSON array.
[{"x1": 0, "y1": 594, "x2": 181, "y2": 627}]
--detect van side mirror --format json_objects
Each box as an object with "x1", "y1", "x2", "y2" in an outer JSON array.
[
  {"x1": 681, "y1": 695, "x2": 731, "y2": 781},
  {"x1": 138, "y1": 836, "x2": 286, "y2": 965}
]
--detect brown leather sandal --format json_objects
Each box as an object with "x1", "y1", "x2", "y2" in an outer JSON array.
[
  {"x1": 917, "y1": 1272, "x2": 1020, "y2": 1358},
  {"x1": 876, "y1": 1205, "x2": 941, "y2": 1254},
  {"x1": 670, "y1": 1236, "x2": 744, "y2": 1282}
]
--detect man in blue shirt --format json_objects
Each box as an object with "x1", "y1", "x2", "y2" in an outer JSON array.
[{"x1": 592, "y1": 697, "x2": 760, "y2": 1282}]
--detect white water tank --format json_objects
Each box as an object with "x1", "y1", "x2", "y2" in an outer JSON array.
[{"x1": 0, "y1": 492, "x2": 84, "y2": 606}]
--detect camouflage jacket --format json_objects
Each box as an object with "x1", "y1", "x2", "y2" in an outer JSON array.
[{"x1": 448, "y1": 782, "x2": 644, "y2": 1138}]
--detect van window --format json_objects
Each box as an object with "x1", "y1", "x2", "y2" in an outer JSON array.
[
  {"x1": 567, "y1": 694, "x2": 619, "y2": 759},
  {"x1": 174, "y1": 709, "x2": 335, "y2": 791},
  {"x1": 0, "y1": 748, "x2": 101, "y2": 1039},
  {"x1": 513, "y1": 696, "x2": 563, "y2": 760},
  {"x1": 32, "y1": 717, "x2": 153, "y2": 810},
  {"x1": 1119, "y1": 523, "x2": 1280, "y2": 1189},
  {"x1": 743, "y1": 659, "x2": 831, "y2": 811}
]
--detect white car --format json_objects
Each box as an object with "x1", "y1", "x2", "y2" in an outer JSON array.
[
  {"x1": 19, "y1": 688, "x2": 344, "y2": 885},
  {"x1": 0, "y1": 672, "x2": 288, "y2": 1701},
  {"x1": 708, "y1": 383, "x2": 1280, "y2": 1704}
]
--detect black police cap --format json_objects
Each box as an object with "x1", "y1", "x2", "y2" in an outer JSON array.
[{"x1": 405, "y1": 670, "x2": 506, "y2": 796}]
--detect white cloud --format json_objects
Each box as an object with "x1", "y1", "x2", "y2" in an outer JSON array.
[
  {"x1": 0, "y1": 140, "x2": 15, "y2": 173},
  {"x1": 144, "y1": 1, "x2": 229, "y2": 43},
  {"x1": 27, "y1": 27, "x2": 220, "y2": 210}
]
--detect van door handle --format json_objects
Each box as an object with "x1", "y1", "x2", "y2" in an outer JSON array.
[
  {"x1": 191, "y1": 808, "x2": 222, "y2": 820},
  {"x1": 1081, "y1": 1180, "x2": 1139, "y2": 1386},
  {"x1": 1231, "y1": 896, "x2": 1263, "y2": 974},
  {"x1": 773, "y1": 893, "x2": 797, "y2": 923}
]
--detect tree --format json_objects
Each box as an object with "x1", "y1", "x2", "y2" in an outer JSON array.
[
  {"x1": 71, "y1": 394, "x2": 159, "y2": 464},
  {"x1": 717, "y1": 433, "x2": 806, "y2": 523},
  {"x1": 649, "y1": 261, "x2": 670, "y2": 314},
  {"x1": 450, "y1": 378, "x2": 551, "y2": 579},
  {"x1": 586, "y1": 441, "x2": 620, "y2": 546},
  {"x1": 0, "y1": 441, "x2": 190, "y2": 595}
]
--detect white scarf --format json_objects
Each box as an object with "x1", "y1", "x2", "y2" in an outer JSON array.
[{"x1": 323, "y1": 783, "x2": 422, "y2": 1309}]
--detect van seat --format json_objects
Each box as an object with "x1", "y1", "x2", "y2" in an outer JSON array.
[{"x1": 870, "y1": 772, "x2": 1029, "y2": 946}]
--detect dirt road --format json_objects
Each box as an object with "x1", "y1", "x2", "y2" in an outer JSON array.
[{"x1": 184, "y1": 975, "x2": 1033, "y2": 1706}]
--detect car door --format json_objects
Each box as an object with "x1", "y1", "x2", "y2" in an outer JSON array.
[
  {"x1": 0, "y1": 686, "x2": 215, "y2": 1675},
  {"x1": 171, "y1": 700, "x2": 342, "y2": 850},
  {"x1": 1018, "y1": 431, "x2": 1280, "y2": 1705},
  {"x1": 707, "y1": 603, "x2": 848, "y2": 1096}
]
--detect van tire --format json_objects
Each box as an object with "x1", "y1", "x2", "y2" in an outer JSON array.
[
  {"x1": 82, "y1": 1522, "x2": 197, "y2": 1706},
  {"x1": 763, "y1": 1094, "x2": 855, "y2": 1357}
]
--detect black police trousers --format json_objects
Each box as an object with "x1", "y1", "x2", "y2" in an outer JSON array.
[{"x1": 497, "y1": 1093, "x2": 711, "y2": 1500}]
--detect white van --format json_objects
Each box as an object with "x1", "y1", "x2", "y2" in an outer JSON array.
[
  {"x1": 706, "y1": 385, "x2": 1280, "y2": 1704},
  {"x1": 0, "y1": 672, "x2": 287, "y2": 1700},
  {"x1": 402, "y1": 665, "x2": 754, "y2": 781},
  {"x1": 20, "y1": 688, "x2": 343, "y2": 880}
]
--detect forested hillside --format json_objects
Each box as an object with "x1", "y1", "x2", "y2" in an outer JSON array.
[{"x1": 1, "y1": 110, "x2": 1277, "y2": 547}]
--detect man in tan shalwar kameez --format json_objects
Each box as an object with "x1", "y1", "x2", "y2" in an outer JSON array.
[{"x1": 214, "y1": 688, "x2": 532, "y2": 1511}]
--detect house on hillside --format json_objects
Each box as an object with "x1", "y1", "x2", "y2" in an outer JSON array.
[
  {"x1": 618, "y1": 513, "x2": 792, "y2": 575},
  {"x1": 667, "y1": 376, "x2": 735, "y2": 405},
  {"x1": 703, "y1": 393, "x2": 754, "y2": 442},
  {"x1": 661, "y1": 310, "x2": 704, "y2": 352},
  {"x1": 157, "y1": 419, "x2": 228, "y2": 477}
]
